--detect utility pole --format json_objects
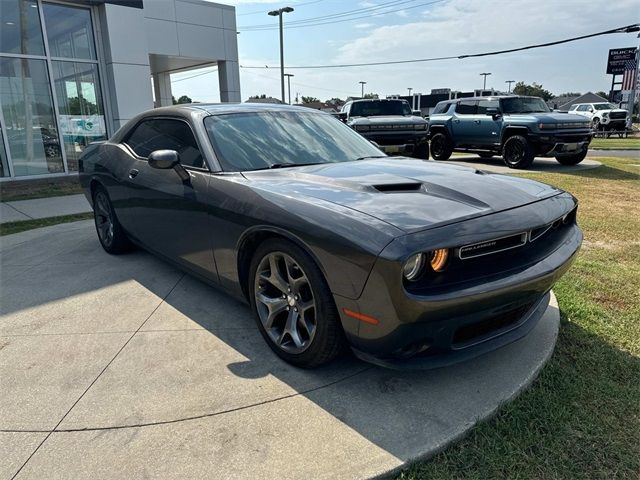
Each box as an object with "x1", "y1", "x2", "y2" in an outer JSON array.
[
  {"x1": 284, "y1": 73, "x2": 294, "y2": 104},
  {"x1": 268, "y1": 6, "x2": 294, "y2": 103},
  {"x1": 505, "y1": 80, "x2": 515, "y2": 93},
  {"x1": 359, "y1": 81, "x2": 367, "y2": 98},
  {"x1": 480, "y1": 72, "x2": 492, "y2": 90}
]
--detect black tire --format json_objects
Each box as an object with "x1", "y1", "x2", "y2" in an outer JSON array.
[
  {"x1": 430, "y1": 132, "x2": 453, "y2": 160},
  {"x1": 591, "y1": 117, "x2": 600, "y2": 131},
  {"x1": 477, "y1": 152, "x2": 494, "y2": 159},
  {"x1": 502, "y1": 135, "x2": 535, "y2": 169},
  {"x1": 248, "y1": 238, "x2": 345, "y2": 368},
  {"x1": 413, "y1": 142, "x2": 430, "y2": 159},
  {"x1": 555, "y1": 150, "x2": 588, "y2": 165},
  {"x1": 92, "y1": 186, "x2": 133, "y2": 254}
]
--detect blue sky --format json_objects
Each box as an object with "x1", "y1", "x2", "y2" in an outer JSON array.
[{"x1": 171, "y1": 0, "x2": 640, "y2": 103}]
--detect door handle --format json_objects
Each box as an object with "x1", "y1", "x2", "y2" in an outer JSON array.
[
  {"x1": 474, "y1": 120, "x2": 481, "y2": 124},
  {"x1": 128, "y1": 168, "x2": 139, "y2": 179}
]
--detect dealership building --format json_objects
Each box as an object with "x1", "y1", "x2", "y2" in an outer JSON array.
[{"x1": 0, "y1": 0, "x2": 240, "y2": 181}]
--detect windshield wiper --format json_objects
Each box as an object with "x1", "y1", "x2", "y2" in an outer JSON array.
[
  {"x1": 354, "y1": 155, "x2": 388, "y2": 161},
  {"x1": 268, "y1": 162, "x2": 324, "y2": 169}
]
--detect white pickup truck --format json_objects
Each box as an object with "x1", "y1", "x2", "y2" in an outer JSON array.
[{"x1": 568, "y1": 102, "x2": 628, "y2": 132}]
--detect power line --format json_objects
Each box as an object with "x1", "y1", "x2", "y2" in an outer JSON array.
[
  {"x1": 240, "y1": 24, "x2": 640, "y2": 69},
  {"x1": 241, "y1": 68, "x2": 357, "y2": 96},
  {"x1": 239, "y1": 0, "x2": 431, "y2": 31},
  {"x1": 172, "y1": 69, "x2": 218, "y2": 83}
]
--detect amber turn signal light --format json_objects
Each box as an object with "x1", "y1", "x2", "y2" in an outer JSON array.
[{"x1": 429, "y1": 249, "x2": 449, "y2": 272}]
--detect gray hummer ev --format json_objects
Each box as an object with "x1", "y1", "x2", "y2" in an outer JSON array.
[
  {"x1": 339, "y1": 99, "x2": 429, "y2": 158},
  {"x1": 428, "y1": 96, "x2": 593, "y2": 169}
]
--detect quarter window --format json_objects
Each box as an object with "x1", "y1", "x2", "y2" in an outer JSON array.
[
  {"x1": 125, "y1": 119, "x2": 204, "y2": 168},
  {"x1": 455, "y1": 101, "x2": 476, "y2": 115},
  {"x1": 432, "y1": 102, "x2": 450, "y2": 114}
]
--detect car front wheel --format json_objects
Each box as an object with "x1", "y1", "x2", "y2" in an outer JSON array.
[
  {"x1": 502, "y1": 135, "x2": 535, "y2": 169},
  {"x1": 249, "y1": 238, "x2": 345, "y2": 368},
  {"x1": 430, "y1": 133, "x2": 453, "y2": 160},
  {"x1": 555, "y1": 150, "x2": 588, "y2": 165}
]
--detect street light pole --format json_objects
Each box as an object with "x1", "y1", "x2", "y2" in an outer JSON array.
[
  {"x1": 407, "y1": 87, "x2": 412, "y2": 96},
  {"x1": 359, "y1": 81, "x2": 366, "y2": 98},
  {"x1": 505, "y1": 80, "x2": 515, "y2": 93},
  {"x1": 284, "y1": 73, "x2": 294, "y2": 104},
  {"x1": 480, "y1": 72, "x2": 492, "y2": 90},
  {"x1": 268, "y1": 7, "x2": 294, "y2": 104}
]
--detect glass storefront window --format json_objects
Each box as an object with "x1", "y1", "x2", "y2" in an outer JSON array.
[
  {"x1": 0, "y1": 126, "x2": 9, "y2": 177},
  {"x1": 51, "y1": 61, "x2": 106, "y2": 171},
  {"x1": 0, "y1": 0, "x2": 45, "y2": 56},
  {"x1": 42, "y1": 3, "x2": 96, "y2": 60},
  {"x1": 0, "y1": 57, "x2": 63, "y2": 176}
]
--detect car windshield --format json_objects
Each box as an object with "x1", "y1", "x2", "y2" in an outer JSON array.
[
  {"x1": 593, "y1": 103, "x2": 617, "y2": 110},
  {"x1": 350, "y1": 100, "x2": 411, "y2": 117},
  {"x1": 501, "y1": 97, "x2": 550, "y2": 114},
  {"x1": 204, "y1": 111, "x2": 385, "y2": 172}
]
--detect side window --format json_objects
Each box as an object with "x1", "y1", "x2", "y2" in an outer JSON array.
[
  {"x1": 125, "y1": 119, "x2": 204, "y2": 168},
  {"x1": 576, "y1": 105, "x2": 588, "y2": 112},
  {"x1": 477, "y1": 99, "x2": 499, "y2": 114},
  {"x1": 432, "y1": 102, "x2": 449, "y2": 114},
  {"x1": 455, "y1": 100, "x2": 477, "y2": 115}
]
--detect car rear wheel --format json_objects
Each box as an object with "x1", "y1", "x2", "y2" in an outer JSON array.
[
  {"x1": 555, "y1": 150, "x2": 588, "y2": 165},
  {"x1": 430, "y1": 133, "x2": 453, "y2": 160},
  {"x1": 502, "y1": 135, "x2": 535, "y2": 169},
  {"x1": 93, "y1": 187, "x2": 133, "y2": 254},
  {"x1": 591, "y1": 117, "x2": 600, "y2": 131},
  {"x1": 477, "y1": 152, "x2": 494, "y2": 159},
  {"x1": 249, "y1": 238, "x2": 345, "y2": 368}
]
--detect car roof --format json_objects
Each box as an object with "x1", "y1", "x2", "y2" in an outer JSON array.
[{"x1": 148, "y1": 103, "x2": 319, "y2": 116}]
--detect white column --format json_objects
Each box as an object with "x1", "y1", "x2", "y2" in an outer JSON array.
[
  {"x1": 218, "y1": 60, "x2": 241, "y2": 103},
  {"x1": 153, "y1": 72, "x2": 173, "y2": 107}
]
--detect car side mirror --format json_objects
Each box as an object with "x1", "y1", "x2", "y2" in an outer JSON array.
[
  {"x1": 148, "y1": 149, "x2": 190, "y2": 183},
  {"x1": 588, "y1": 108, "x2": 593, "y2": 113},
  {"x1": 486, "y1": 107, "x2": 501, "y2": 118},
  {"x1": 336, "y1": 112, "x2": 348, "y2": 122},
  {"x1": 148, "y1": 150, "x2": 179, "y2": 169}
]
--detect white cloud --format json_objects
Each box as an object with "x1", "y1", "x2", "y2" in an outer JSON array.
[{"x1": 354, "y1": 22, "x2": 375, "y2": 29}]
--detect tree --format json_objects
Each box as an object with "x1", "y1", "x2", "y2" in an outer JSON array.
[
  {"x1": 249, "y1": 94, "x2": 268, "y2": 99},
  {"x1": 512, "y1": 82, "x2": 553, "y2": 101},
  {"x1": 595, "y1": 91, "x2": 609, "y2": 100},
  {"x1": 173, "y1": 95, "x2": 192, "y2": 104},
  {"x1": 326, "y1": 97, "x2": 344, "y2": 105},
  {"x1": 301, "y1": 96, "x2": 320, "y2": 103},
  {"x1": 363, "y1": 93, "x2": 379, "y2": 99},
  {"x1": 557, "y1": 92, "x2": 581, "y2": 98}
]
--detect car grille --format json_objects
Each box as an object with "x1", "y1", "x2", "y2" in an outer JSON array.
[
  {"x1": 452, "y1": 302, "x2": 535, "y2": 346},
  {"x1": 609, "y1": 111, "x2": 626, "y2": 119},
  {"x1": 459, "y1": 232, "x2": 527, "y2": 259}
]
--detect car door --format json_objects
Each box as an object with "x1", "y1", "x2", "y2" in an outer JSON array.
[
  {"x1": 120, "y1": 117, "x2": 217, "y2": 280},
  {"x1": 450, "y1": 100, "x2": 478, "y2": 146},
  {"x1": 475, "y1": 99, "x2": 502, "y2": 146}
]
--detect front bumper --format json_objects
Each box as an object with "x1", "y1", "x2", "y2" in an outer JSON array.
[
  {"x1": 530, "y1": 130, "x2": 592, "y2": 156},
  {"x1": 358, "y1": 130, "x2": 428, "y2": 154},
  {"x1": 336, "y1": 195, "x2": 582, "y2": 369}
]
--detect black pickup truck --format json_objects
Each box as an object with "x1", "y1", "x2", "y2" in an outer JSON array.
[{"x1": 338, "y1": 99, "x2": 429, "y2": 158}]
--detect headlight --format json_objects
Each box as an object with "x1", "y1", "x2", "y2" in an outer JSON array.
[
  {"x1": 538, "y1": 123, "x2": 557, "y2": 129},
  {"x1": 429, "y1": 249, "x2": 449, "y2": 272},
  {"x1": 354, "y1": 125, "x2": 370, "y2": 132},
  {"x1": 603, "y1": 112, "x2": 609, "y2": 117},
  {"x1": 414, "y1": 124, "x2": 428, "y2": 130},
  {"x1": 403, "y1": 253, "x2": 425, "y2": 281}
]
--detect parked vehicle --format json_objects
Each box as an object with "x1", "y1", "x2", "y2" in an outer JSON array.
[
  {"x1": 339, "y1": 98, "x2": 429, "y2": 158},
  {"x1": 80, "y1": 103, "x2": 581, "y2": 369},
  {"x1": 428, "y1": 96, "x2": 593, "y2": 168},
  {"x1": 568, "y1": 102, "x2": 628, "y2": 132}
]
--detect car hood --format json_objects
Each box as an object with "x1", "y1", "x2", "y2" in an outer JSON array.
[
  {"x1": 349, "y1": 115, "x2": 426, "y2": 125},
  {"x1": 505, "y1": 112, "x2": 588, "y2": 124},
  {"x1": 242, "y1": 158, "x2": 562, "y2": 233}
]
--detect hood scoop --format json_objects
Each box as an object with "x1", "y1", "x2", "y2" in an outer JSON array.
[{"x1": 372, "y1": 182, "x2": 424, "y2": 193}]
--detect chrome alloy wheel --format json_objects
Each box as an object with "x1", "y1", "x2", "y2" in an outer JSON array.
[
  {"x1": 253, "y1": 251, "x2": 317, "y2": 354},
  {"x1": 94, "y1": 191, "x2": 114, "y2": 248}
]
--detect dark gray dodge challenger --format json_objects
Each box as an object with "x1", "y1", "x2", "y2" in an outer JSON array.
[{"x1": 79, "y1": 103, "x2": 582, "y2": 369}]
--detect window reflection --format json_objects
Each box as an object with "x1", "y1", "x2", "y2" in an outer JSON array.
[
  {"x1": 0, "y1": 0, "x2": 44, "y2": 56},
  {"x1": 52, "y1": 61, "x2": 106, "y2": 171},
  {"x1": 0, "y1": 126, "x2": 9, "y2": 177},
  {"x1": 0, "y1": 57, "x2": 63, "y2": 176},
  {"x1": 42, "y1": 3, "x2": 96, "y2": 60}
]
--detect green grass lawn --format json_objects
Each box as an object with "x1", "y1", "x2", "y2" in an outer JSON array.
[
  {"x1": 398, "y1": 157, "x2": 640, "y2": 479},
  {"x1": 0, "y1": 212, "x2": 93, "y2": 236},
  {"x1": 590, "y1": 137, "x2": 640, "y2": 150}
]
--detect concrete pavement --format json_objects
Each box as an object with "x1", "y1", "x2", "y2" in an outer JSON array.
[
  {"x1": 0, "y1": 194, "x2": 90, "y2": 224},
  {"x1": 0, "y1": 221, "x2": 560, "y2": 479}
]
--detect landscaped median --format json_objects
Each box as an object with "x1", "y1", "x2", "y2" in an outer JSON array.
[
  {"x1": 398, "y1": 157, "x2": 640, "y2": 479},
  {"x1": 590, "y1": 137, "x2": 640, "y2": 150},
  {"x1": 0, "y1": 212, "x2": 93, "y2": 236}
]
